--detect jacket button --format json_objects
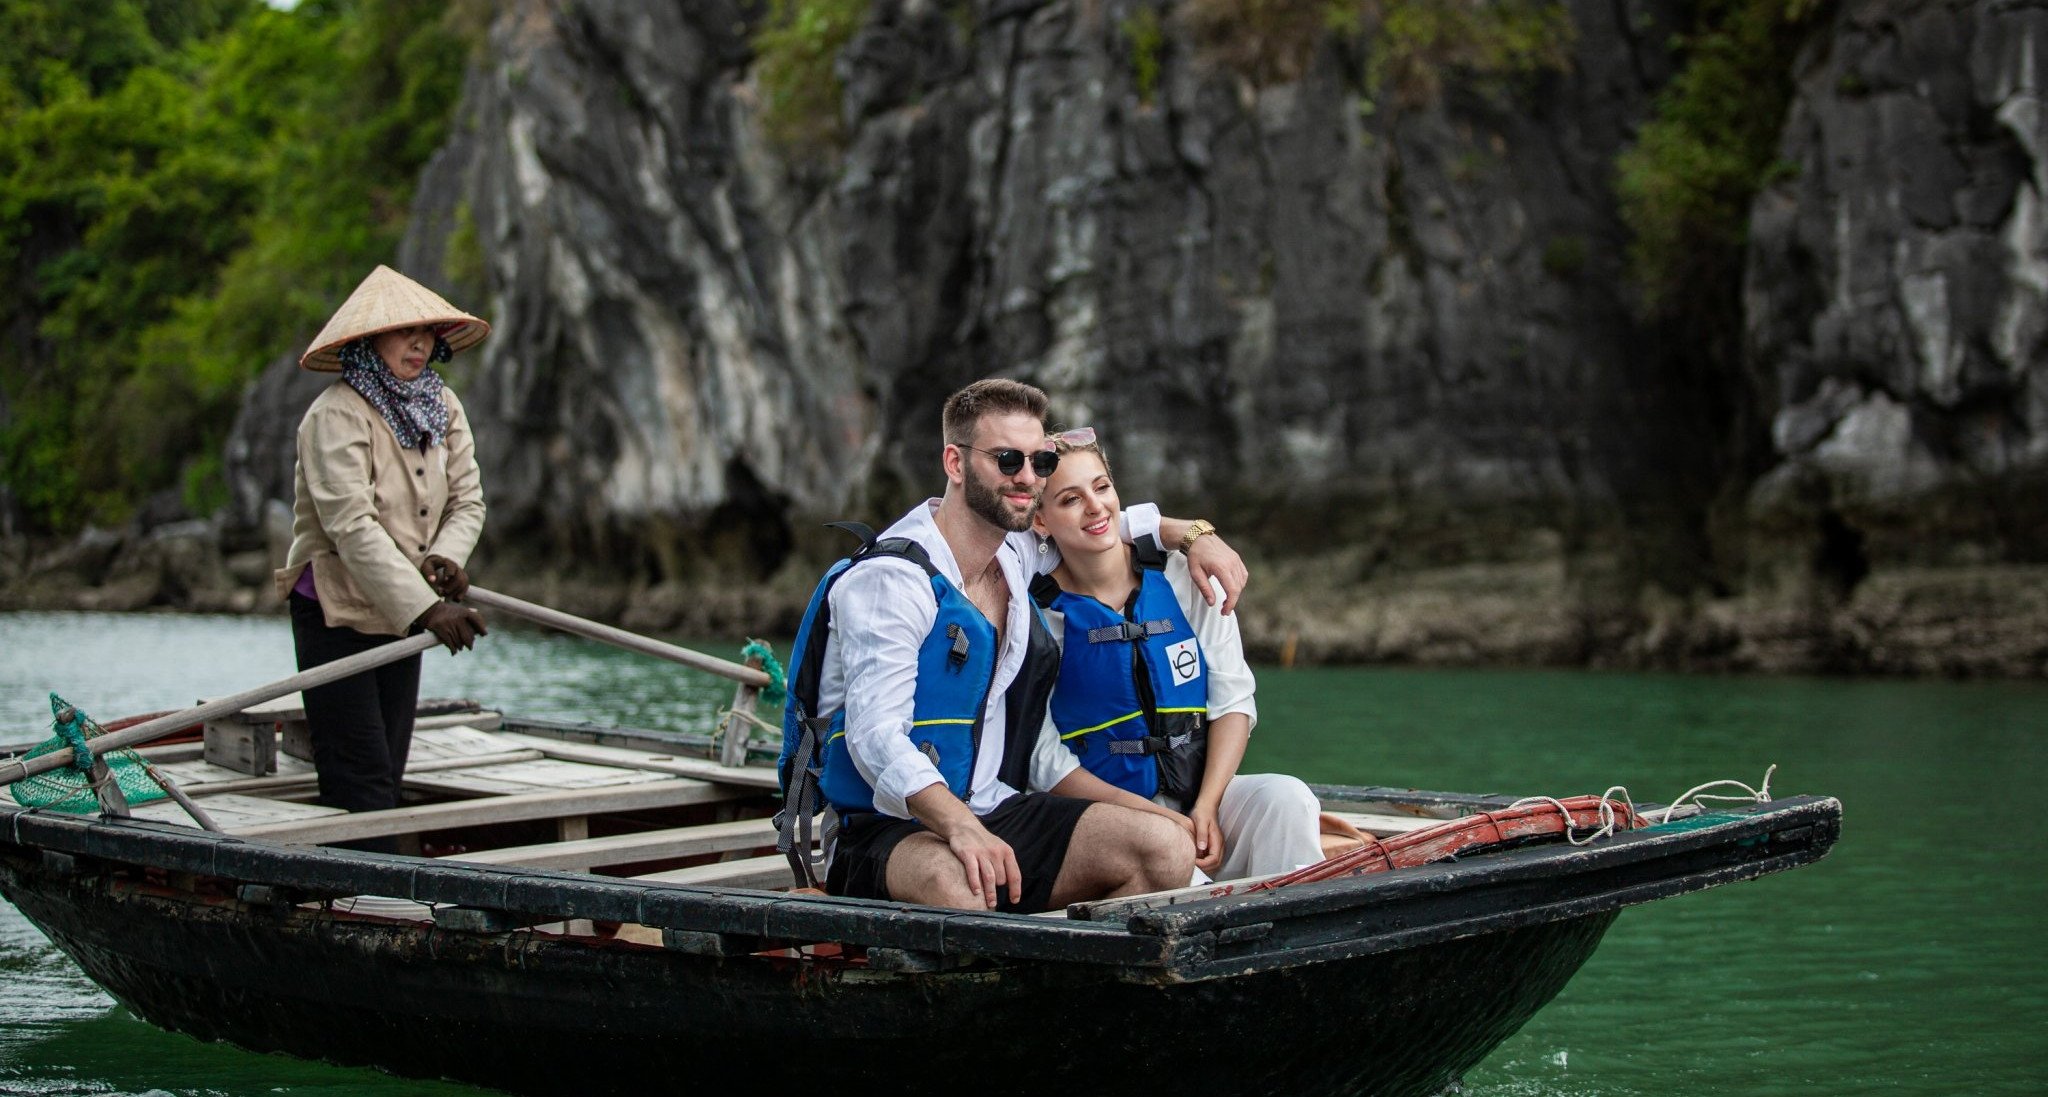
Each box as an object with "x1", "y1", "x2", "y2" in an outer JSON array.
[
  {"x1": 419, "y1": 508, "x2": 428, "y2": 517},
  {"x1": 418, "y1": 544, "x2": 427, "y2": 552},
  {"x1": 416, "y1": 468, "x2": 425, "y2": 477}
]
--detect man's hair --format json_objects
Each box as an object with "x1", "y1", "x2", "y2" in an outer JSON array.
[{"x1": 942, "y1": 379, "x2": 1049, "y2": 446}]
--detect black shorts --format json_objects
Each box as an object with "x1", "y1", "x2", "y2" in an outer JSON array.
[{"x1": 826, "y1": 792, "x2": 1092, "y2": 914}]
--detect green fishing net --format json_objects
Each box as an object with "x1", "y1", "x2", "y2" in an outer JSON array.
[
  {"x1": 741, "y1": 638, "x2": 787, "y2": 708},
  {"x1": 9, "y1": 693, "x2": 169, "y2": 813}
]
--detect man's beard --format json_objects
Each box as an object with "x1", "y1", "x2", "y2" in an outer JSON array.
[{"x1": 964, "y1": 466, "x2": 1035, "y2": 532}]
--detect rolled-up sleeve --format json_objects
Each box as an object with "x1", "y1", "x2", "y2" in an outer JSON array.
[
  {"x1": 830, "y1": 558, "x2": 949, "y2": 819},
  {"x1": 300, "y1": 405, "x2": 438, "y2": 632}
]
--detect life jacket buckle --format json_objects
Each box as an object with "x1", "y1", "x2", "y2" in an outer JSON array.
[{"x1": 946, "y1": 623, "x2": 970, "y2": 667}]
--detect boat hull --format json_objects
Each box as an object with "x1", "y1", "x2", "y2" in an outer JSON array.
[{"x1": 1, "y1": 856, "x2": 1614, "y2": 1097}]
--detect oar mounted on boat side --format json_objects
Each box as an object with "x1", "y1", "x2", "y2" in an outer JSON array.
[{"x1": 0, "y1": 632, "x2": 444, "y2": 792}]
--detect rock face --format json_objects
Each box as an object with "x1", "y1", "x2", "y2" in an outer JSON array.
[
  {"x1": 291, "y1": 0, "x2": 1697, "y2": 573},
  {"x1": 1735, "y1": 0, "x2": 2048, "y2": 671},
  {"x1": 396, "y1": 1, "x2": 870, "y2": 588},
  {"x1": 187, "y1": 0, "x2": 2048, "y2": 674},
  {"x1": 1747, "y1": 0, "x2": 2048, "y2": 561}
]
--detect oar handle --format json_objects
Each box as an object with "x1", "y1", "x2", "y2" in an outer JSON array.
[
  {"x1": 465, "y1": 587, "x2": 771, "y2": 689},
  {"x1": 0, "y1": 631, "x2": 442, "y2": 789}
]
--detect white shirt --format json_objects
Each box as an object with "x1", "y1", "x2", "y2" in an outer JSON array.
[
  {"x1": 1036, "y1": 551, "x2": 1259, "y2": 774},
  {"x1": 814, "y1": 500, "x2": 1161, "y2": 819}
]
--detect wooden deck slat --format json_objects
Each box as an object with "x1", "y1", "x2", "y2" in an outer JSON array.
[
  {"x1": 446, "y1": 817, "x2": 783, "y2": 871},
  {"x1": 404, "y1": 725, "x2": 528, "y2": 762},
  {"x1": 403, "y1": 757, "x2": 674, "y2": 797},
  {"x1": 130, "y1": 793, "x2": 345, "y2": 830},
  {"x1": 490, "y1": 731, "x2": 780, "y2": 790},
  {"x1": 236, "y1": 778, "x2": 746, "y2": 845}
]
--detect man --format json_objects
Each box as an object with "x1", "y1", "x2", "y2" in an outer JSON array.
[{"x1": 785, "y1": 379, "x2": 1246, "y2": 912}]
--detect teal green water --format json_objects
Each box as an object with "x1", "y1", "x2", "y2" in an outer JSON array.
[{"x1": 1, "y1": 611, "x2": 2043, "y2": 1095}]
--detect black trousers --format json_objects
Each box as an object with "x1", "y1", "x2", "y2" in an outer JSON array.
[{"x1": 289, "y1": 593, "x2": 420, "y2": 852}]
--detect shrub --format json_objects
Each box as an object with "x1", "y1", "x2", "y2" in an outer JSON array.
[
  {"x1": 752, "y1": 0, "x2": 871, "y2": 151},
  {"x1": 1616, "y1": 0, "x2": 1827, "y2": 317},
  {"x1": 1183, "y1": 0, "x2": 1574, "y2": 103}
]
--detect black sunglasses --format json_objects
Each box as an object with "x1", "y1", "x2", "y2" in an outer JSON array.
[{"x1": 959, "y1": 443, "x2": 1060, "y2": 478}]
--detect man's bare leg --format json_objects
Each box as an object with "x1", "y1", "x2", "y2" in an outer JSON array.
[
  {"x1": 1046, "y1": 803, "x2": 1194, "y2": 908},
  {"x1": 884, "y1": 831, "x2": 997, "y2": 909}
]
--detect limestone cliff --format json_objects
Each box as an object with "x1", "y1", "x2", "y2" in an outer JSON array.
[{"x1": 190, "y1": 0, "x2": 2048, "y2": 675}]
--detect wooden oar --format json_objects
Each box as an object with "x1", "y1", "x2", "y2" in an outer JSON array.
[
  {"x1": 464, "y1": 587, "x2": 771, "y2": 688},
  {"x1": 0, "y1": 632, "x2": 442, "y2": 789}
]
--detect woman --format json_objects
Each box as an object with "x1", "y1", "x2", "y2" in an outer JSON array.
[
  {"x1": 1031, "y1": 430, "x2": 1324, "y2": 880},
  {"x1": 273, "y1": 265, "x2": 490, "y2": 847}
]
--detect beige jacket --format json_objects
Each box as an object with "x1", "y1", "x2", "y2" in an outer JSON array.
[{"x1": 273, "y1": 381, "x2": 486, "y2": 636}]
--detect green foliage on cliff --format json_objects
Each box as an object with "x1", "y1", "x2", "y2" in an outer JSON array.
[
  {"x1": 0, "y1": 0, "x2": 474, "y2": 533},
  {"x1": 1616, "y1": 0, "x2": 1825, "y2": 318},
  {"x1": 754, "y1": 0, "x2": 871, "y2": 150},
  {"x1": 1362, "y1": 0, "x2": 1573, "y2": 105},
  {"x1": 1183, "y1": 0, "x2": 1573, "y2": 100},
  {"x1": 1124, "y1": 6, "x2": 1166, "y2": 106}
]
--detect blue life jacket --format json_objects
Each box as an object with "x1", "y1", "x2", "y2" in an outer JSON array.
[
  {"x1": 1035, "y1": 541, "x2": 1210, "y2": 808},
  {"x1": 776, "y1": 522, "x2": 1059, "y2": 887}
]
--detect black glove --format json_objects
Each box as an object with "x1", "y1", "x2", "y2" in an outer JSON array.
[
  {"x1": 421, "y1": 554, "x2": 470, "y2": 599},
  {"x1": 415, "y1": 602, "x2": 486, "y2": 653}
]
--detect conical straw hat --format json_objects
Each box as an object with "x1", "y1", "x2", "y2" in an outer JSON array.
[{"x1": 299, "y1": 265, "x2": 490, "y2": 371}]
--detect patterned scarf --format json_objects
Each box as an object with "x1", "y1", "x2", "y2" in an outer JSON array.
[{"x1": 338, "y1": 335, "x2": 454, "y2": 450}]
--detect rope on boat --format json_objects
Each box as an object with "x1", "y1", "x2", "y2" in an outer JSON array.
[
  {"x1": 714, "y1": 705, "x2": 781, "y2": 758},
  {"x1": 1650, "y1": 763, "x2": 1777, "y2": 825},
  {"x1": 1507, "y1": 786, "x2": 1638, "y2": 845}
]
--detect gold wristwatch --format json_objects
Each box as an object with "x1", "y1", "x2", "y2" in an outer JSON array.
[{"x1": 1178, "y1": 519, "x2": 1217, "y2": 552}]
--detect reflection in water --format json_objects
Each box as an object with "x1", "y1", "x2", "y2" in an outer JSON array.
[{"x1": 2, "y1": 614, "x2": 2045, "y2": 1095}]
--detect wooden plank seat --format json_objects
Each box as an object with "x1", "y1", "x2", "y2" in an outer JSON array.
[
  {"x1": 236, "y1": 778, "x2": 745, "y2": 846},
  {"x1": 444, "y1": 817, "x2": 783, "y2": 872},
  {"x1": 150, "y1": 749, "x2": 549, "y2": 799},
  {"x1": 1326, "y1": 810, "x2": 1441, "y2": 837},
  {"x1": 633, "y1": 854, "x2": 795, "y2": 891}
]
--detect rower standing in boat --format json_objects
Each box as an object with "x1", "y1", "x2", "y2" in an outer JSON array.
[
  {"x1": 780, "y1": 379, "x2": 1250, "y2": 912},
  {"x1": 274, "y1": 266, "x2": 489, "y2": 850},
  {"x1": 1030, "y1": 431, "x2": 1324, "y2": 879}
]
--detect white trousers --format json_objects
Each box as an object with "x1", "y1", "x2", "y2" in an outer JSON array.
[{"x1": 1158, "y1": 771, "x2": 1324, "y2": 881}]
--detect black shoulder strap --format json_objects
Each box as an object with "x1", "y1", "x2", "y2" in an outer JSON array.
[
  {"x1": 864, "y1": 536, "x2": 940, "y2": 580},
  {"x1": 1132, "y1": 534, "x2": 1169, "y2": 572},
  {"x1": 824, "y1": 519, "x2": 877, "y2": 549},
  {"x1": 1029, "y1": 573, "x2": 1063, "y2": 608}
]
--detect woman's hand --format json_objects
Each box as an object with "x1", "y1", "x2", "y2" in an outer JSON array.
[
  {"x1": 1190, "y1": 803, "x2": 1225, "y2": 875},
  {"x1": 420, "y1": 554, "x2": 469, "y2": 599},
  {"x1": 415, "y1": 602, "x2": 486, "y2": 653}
]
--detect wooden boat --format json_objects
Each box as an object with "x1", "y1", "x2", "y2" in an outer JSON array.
[
  {"x1": 0, "y1": 595, "x2": 1841, "y2": 1097},
  {"x1": 0, "y1": 709, "x2": 1838, "y2": 1097}
]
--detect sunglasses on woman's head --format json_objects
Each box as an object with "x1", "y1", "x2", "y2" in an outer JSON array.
[{"x1": 960, "y1": 443, "x2": 1060, "y2": 478}]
